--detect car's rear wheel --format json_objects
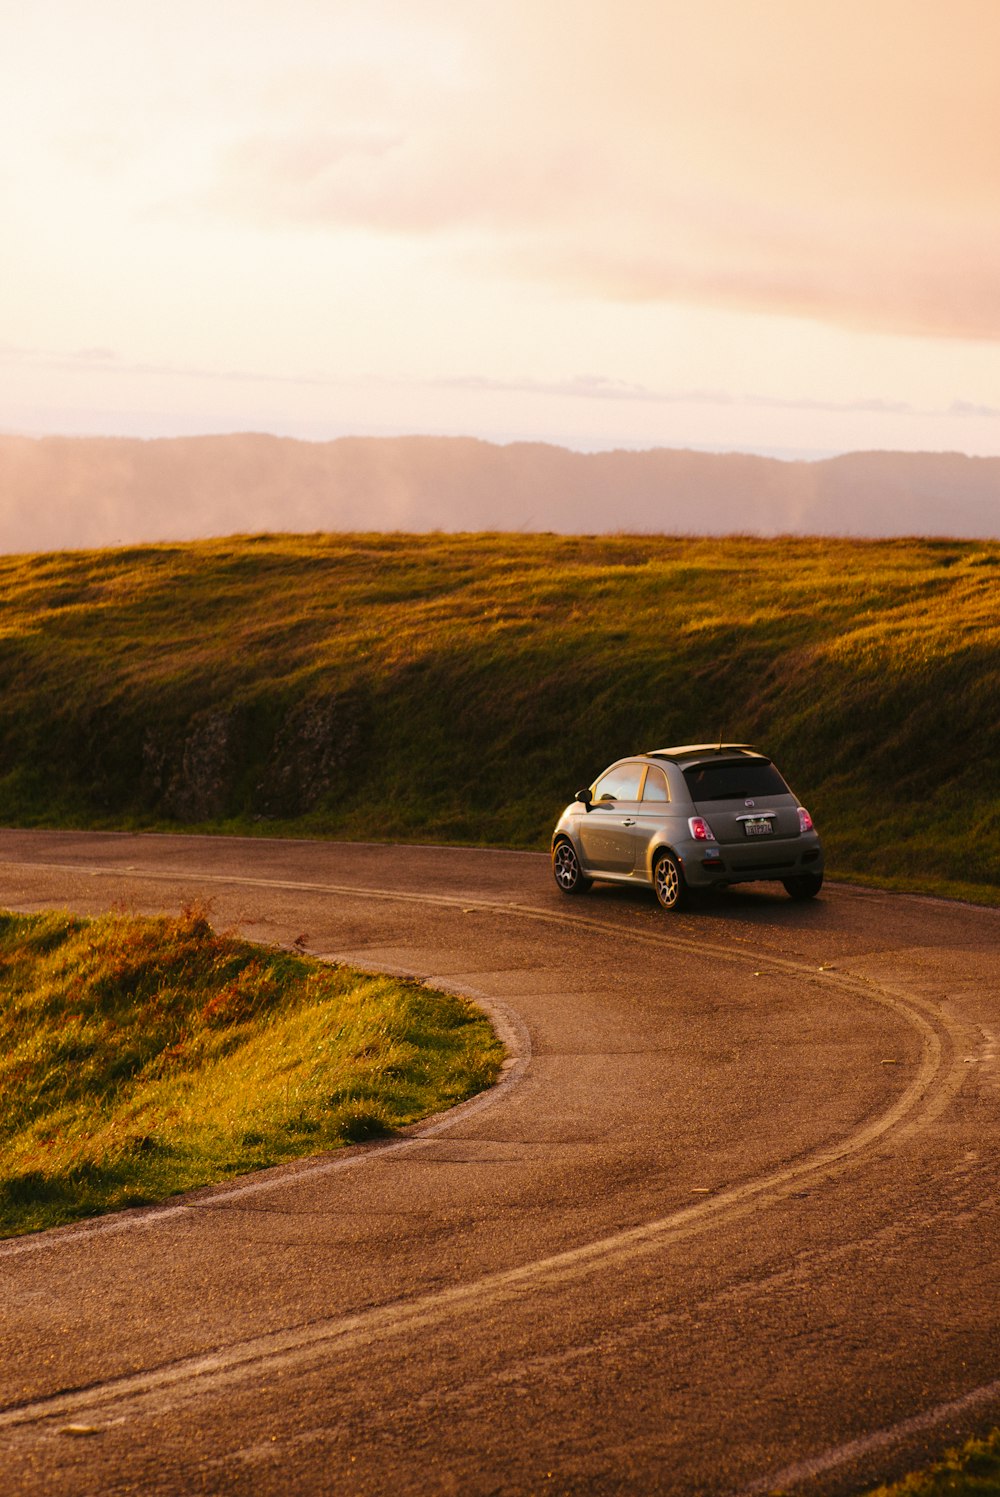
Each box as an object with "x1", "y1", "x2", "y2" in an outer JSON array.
[
  {"x1": 782, "y1": 872, "x2": 824, "y2": 900},
  {"x1": 552, "y1": 839, "x2": 592, "y2": 895},
  {"x1": 652, "y1": 850, "x2": 688, "y2": 911}
]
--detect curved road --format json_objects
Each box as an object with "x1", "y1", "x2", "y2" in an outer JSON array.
[{"x1": 1, "y1": 829, "x2": 998, "y2": 1496}]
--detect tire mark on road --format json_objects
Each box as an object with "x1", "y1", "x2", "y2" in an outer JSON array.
[{"x1": 733, "y1": 1375, "x2": 1000, "y2": 1495}]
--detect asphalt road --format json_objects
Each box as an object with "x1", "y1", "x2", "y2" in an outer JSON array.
[{"x1": 1, "y1": 829, "x2": 998, "y2": 1496}]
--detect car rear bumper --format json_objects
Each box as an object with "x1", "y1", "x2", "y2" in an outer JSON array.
[{"x1": 678, "y1": 833, "x2": 824, "y2": 889}]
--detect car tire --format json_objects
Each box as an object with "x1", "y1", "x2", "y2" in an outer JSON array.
[
  {"x1": 552, "y1": 839, "x2": 592, "y2": 895},
  {"x1": 782, "y1": 872, "x2": 824, "y2": 900},
  {"x1": 652, "y1": 850, "x2": 688, "y2": 911}
]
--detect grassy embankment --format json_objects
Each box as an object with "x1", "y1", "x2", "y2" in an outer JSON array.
[
  {"x1": 0, "y1": 532, "x2": 997, "y2": 902},
  {"x1": 863, "y1": 1428, "x2": 1000, "y2": 1495},
  {"x1": 0, "y1": 906, "x2": 503, "y2": 1238}
]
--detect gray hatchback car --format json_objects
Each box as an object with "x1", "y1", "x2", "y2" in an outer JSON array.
[{"x1": 551, "y1": 743, "x2": 823, "y2": 910}]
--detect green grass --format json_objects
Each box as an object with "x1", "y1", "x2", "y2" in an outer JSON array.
[
  {"x1": 0, "y1": 905, "x2": 504, "y2": 1238},
  {"x1": 862, "y1": 1428, "x2": 1000, "y2": 1494},
  {"x1": 0, "y1": 532, "x2": 998, "y2": 902}
]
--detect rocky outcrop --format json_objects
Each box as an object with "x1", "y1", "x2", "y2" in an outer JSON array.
[
  {"x1": 140, "y1": 693, "x2": 366, "y2": 821},
  {"x1": 255, "y1": 695, "x2": 365, "y2": 817},
  {"x1": 142, "y1": 708, "x2": 238, "y2": 821}
]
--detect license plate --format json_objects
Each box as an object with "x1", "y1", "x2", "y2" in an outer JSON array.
[{"x1": 743, "y1": 818, "x2": 773, "y2": 836}]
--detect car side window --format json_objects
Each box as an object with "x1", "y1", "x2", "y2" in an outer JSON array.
[
  {"x1": 642, "y1": 765, "x2": 670, "y2": 802},
  {"x1": 593, "y1": 763, "x2": 644, "y2": 802}
]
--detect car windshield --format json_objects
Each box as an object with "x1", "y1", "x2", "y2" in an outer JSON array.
[{"x1": 682, "y1": 761, "x2": 789, "y2": 801}]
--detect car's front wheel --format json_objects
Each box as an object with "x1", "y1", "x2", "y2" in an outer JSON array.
[
  {"x1": 552, "y1": 839, "x2": 592, "y2": 895},
  {"x1": 782, "y1": 872, "x2": 824, "y2": 900},
  {"x1": 652, "y1": 850, "x2": 688, "y2": 911}
]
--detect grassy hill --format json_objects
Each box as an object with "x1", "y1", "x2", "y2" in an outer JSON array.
[
  {"x1": 0, "y1": 532, "x2": 997, "y2": 903},
  {"x1": 1, "y1": 906, "x2": 502, "y2": 1236}
]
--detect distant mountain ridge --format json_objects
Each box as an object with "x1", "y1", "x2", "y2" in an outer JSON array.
[{"x1": 2, "y1": 433, "x2": 999, "y2": 552}]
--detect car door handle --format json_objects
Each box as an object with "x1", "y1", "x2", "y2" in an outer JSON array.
[{"x1": 621, "y1": 817, "x2": 637, "y2": 827}]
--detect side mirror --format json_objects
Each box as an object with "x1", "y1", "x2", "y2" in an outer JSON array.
[{"x1": 575, "y1": 788, "x2": 593, "y2": 812}]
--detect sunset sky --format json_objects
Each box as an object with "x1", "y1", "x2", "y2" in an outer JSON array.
[{"x1": 4, "y1": 0, "x2": 1000, "y2": 458}]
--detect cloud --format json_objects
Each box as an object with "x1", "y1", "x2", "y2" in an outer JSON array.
[
  {"x1": 5, "y1": 342, "x2": 998, "y2": 428},
  {"x1": 0, "y1": 343, "x2": 347, "y2": 392},
  {"x1": 432, "y1": 373, "x2": 992, "y2": 423},
  {"x1": 511, "y1": 220, "x2": 1000, "y2": 343},
  {"x1": 209, "y1": 118, "x2": 604, "y2": 237},
  {"x1": 193, "y1": 0, "x2": 1000, "y2": 343},
  {"x1": 950, "y1": 399, "x2": 1000, "y2": 420}
]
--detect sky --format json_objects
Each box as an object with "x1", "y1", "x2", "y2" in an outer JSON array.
[{"x1": 4, "y1": 0, "x2": 1000, "y2": 459}]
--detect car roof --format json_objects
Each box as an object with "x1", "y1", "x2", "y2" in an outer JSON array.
[{"x1": 643, "y1": 743, "x2": 771, "y2": 766}]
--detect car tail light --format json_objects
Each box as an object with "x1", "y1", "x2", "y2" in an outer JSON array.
[
  {"x1": 688, "y1": 816, "x2": 716, "y2": 841},
  {"x1": 797, "y1": 806, "x2": 814, "y2": 833}
]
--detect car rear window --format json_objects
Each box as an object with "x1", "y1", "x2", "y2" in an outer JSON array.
[{"x1": 683, "y1": 761, "x2": 790, "y2": 801}]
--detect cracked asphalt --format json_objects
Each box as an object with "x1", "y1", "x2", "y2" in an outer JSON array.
[{"x1": 0, "y1": 830, "x2": 997, "y2": 1496}]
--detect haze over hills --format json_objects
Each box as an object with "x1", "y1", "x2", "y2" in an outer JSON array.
[{"x1": 1, "y1": 433, "x2": 999, "y2": 553}]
